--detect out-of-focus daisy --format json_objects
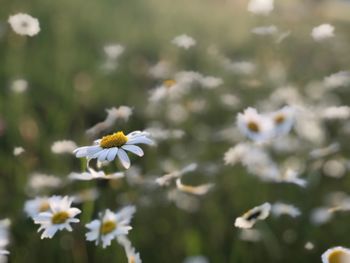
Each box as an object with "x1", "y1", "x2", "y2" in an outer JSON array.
[
  {"x1": 146, "y1": 126, "x2": 185, "y2": 141},
  {"x1": 27, "y1": 173, "x2": 63, "y2": 192},
  {"x1": 270, "y1": 106, "x2": 295, "y2": 136},
  {"x1": 74, "y1": 131, "x2": 154, "y2": 169},
  {"x1": 323, "y1": 159, "x2": 346, "y2": 178},
  {"x1": 34, "y1": 196, "x2": 81, "y2": 239},
  {"x1": 322, "y1": 246, "x2": 350, "y2": 263},
  {"x1": 199, "y1": 76, "x2": 223, "y2": 89},
  {"x1": 13, "y1": 146, "x2": 25, "y2": 156},
  {"x1": 324, "y1": 71, "x2": 350, "y2": 89},
  {"x1": 183, "y1": 255, "x2": 209, "y2": 263},
  {"x1": 68, "y1": 168, "x2": 124, "y2": 181},
  {"x1": 176, "y1": 179, "x2": 214, "y2": 196},
  {"x1": 247, "y1": 0, "x2": 274, "y2": 15},
  {"x1": 321, "y1": 106, "x2": 350, "y2": 120},
  {"x1": 72, "y1": 188, "x2": 99, "y2": 204},
  {"x1": 8, "y1": 13, "x2": 40, "y2": 36},
  {"x1": 10, "y1": 79, "x2": 28, "y2": 93},
  {"x1": 172, "y1": 34, "x2": 196, "y2": 49},
  {"x1": 222, "y1": 60, "x2": 256, "y2": 75},
  {"x1": 86, "y1": 106, "x2": 133, "y2": 137},
  {"x1": 310, "y1": 207, "x2": 333, "y2": 225},
  {"x1": 103, "y1": 44, "x2": 124, "y2": 60},
  {"x1": 305, "y1": 241, "x2": 315, "y2": 250},
  {"x1": 51, "y1": 140, "x2": 77, "y2": 154},
  {"x1": 117, "y1": 235, "x2": 142, "y2": 263},
  {"x1": 234, "y1": 202, "x2": 271, "y2": 229},
  {"x1": 271, "y1": 202, "x2": 301, "y2": 218},
  {"x1": 239, "y1": 229, "x2": 262, "y2": 242},
  {"x1": 0, "y1": 219, "x2": 10, "y2": 260},
  {"x1": 251, "y1": 25, "x2": 278, "y2": 35},
  {"x1": 274, "y1": 169, "x2": 307, "y2": 188},
  {"x1": 85, "y1": 206, "x2": 135, "y2": 248},
  {"x1": 24, "y1": 196, "x2": 50, "y2": 218},
  {"x1": 237, "y1": 107, "x2": 273, "y2": 142},
  {"x1": 167, "y1": 189, "x2": 200, "y2": 212},
  {"x1": 311, "y1": 24, "x2": 334, "y2": 41},
  {"x1": 309, "y1": 143, "x2": 340, "y2": 159},
  {"x1": 156, "y1": 163, "x2": 197, "y2": 186}
]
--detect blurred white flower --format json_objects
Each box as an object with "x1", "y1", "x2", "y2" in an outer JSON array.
[
  {"x1": 68, "y1": 168, "x2": 124, "y2": 181},
  {"x1": 156, "y1": 163, "x2": 197, "y2": 186},
  {"x1": 247, "y1": 0, "x2": 274, "y2": 15},
  {"x1": 271, "y1": 202, "x2": 301, "y2": 218},
  {"x1": 310, "y1": 207, "x2": 333, "y2": 225},
  {"x1": 117, "y1": 235, "x2": 142, "y2": 263},
  {"x1": 321, "y1": 106, "x2": 350, "y2": 120},
  {"x1": 311, "y1": 24, "x2": 334, "y2": 41},
  {"x1": 13, "y1": 146, "x2": 25, "y2": 156},
  {"x1": 149, "y1": 60, "x2": 172, "y2": 79},
  {"x1": 8, "y1": 13, "x2": 40, "y2": 36},
  {"x1": 270, "y1": 106, "x2": 295, "y2": 136},
  {"x1": 10, "y1": 79, "x2": 28, "y2": 93},
  {"x1": 28, "y1": 173, "x2": 63, "y2": 192},
  {"x1": 172, "y1": 34, "x2": 196, "y2": 49},
  {"x1": 199, "y1": 76, "x2": 223, "y2": 89},
  {"x1": 34, "y1": 196, "x2": 81, "y2": 239},
  {"x1": 145, "y1": 126, "x2": 185, "y2": 141},
  {"x1": 24, "y1": 196, "x2": 50, "y2": 218},
  {"x1": 51, "y1": 140, "x2": 77, "y2": 154},
  {"x1": 275, "y1": 169, "x2": 307, "y2": 188},
  {"x1": 324, "y1": 71, "x2": 350, "y2": 89},
  {"x1": 323, "y1": 159, "x2": 346, "y2": 178},
  {"x1": 304, "y1": 241, "x2": 315, "y2": 250},
  {"x1": 183, "y1": 255, "x2": 209, "y2": 263},
  {"x1": 74, "y1": 131, "x2": 154, "y2": 169},
  {"x1": 72, "y1": 188, "x2": 99, "y2": 204},
  {"x1": 103, "y1": 44, "x2": 124, "y2": 60},
  {"x1": 0, "y1": 219, "x2": 10, "y2": 260},
  {"x1": 237, "y1": 107, "x2": 273, "y2": 142},
  {"x1": 239, "y1": 229, "x2": 262, "y2": 242},
  {"x1": 176, "y1": 178, "x2": 214, "y2": 196},
  {"x1": 223, "y1": 60, "x2": 256, "y2": 75},
  {"x1": 322, "y1": 246, "x2": 350, "y2": 263},
  {"x1": 251, "y1": 25, "x2": 278, "y2": 35},
  {"x1": 235, "y1": 202, "x2": 271, "y2": 229},
  {"x1": 86, "y1": 206, "x2": 135, "y2": 248}
]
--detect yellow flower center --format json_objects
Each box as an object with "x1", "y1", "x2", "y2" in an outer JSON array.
[
  {"x1": 163, "y1": 79, "x2": 176, "y2": 89},
  {"x1": 39, "y1": 201, "x2": 50, "y2": 212},
  {"x1": 328, "y1": 249, "x2": 347, "y2": 263},
  {"x1": 100, "y1": 220, "x2": 117, "y2": 235},
  {"x1": 100, "y1": 131, "x2": 128, "y2": 148},
  {"x1": 51, "y1": 211, "x2": 69, "y2": 224},
  {"x1": 274, "y1": 114, "x2": 285, "y2": 125},
  {"x1": 247, "y1": 121, "x2": 260, "y2": 133}
]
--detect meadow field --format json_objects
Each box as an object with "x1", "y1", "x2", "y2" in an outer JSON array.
[{"x1": 1, "y1": 0, "x2": 350, "y2": 262}]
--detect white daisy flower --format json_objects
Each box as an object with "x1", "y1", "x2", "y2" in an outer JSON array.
[
  {"x1": 199, "y1": 76, "x2": 223, "y2": 89},
  {"x1": 311, "y1": 24, "x2": 334, "y2": 41},
  {"x1": 176, "y1": 178, "x2": 214, "y2": 196},
  {"x1": 156, "y1": 163, "x2": 197, "y2": 186},
  {"x1": 103, "y1": 44, "x2": 124, "y2": 60},
  {"x1": 271, "y1": 202, "x2": 301, "y2": 218},
  {"x1": 10, "y1": 79, "x2": 28, "y2": 93},
  {"x1": 275, "y1": 169, "x2": 307, "y2": 188},
  {"x1": 324, "y1": 71, "x2": 350, "y2": 89},
  {"x1": 68, "y1": 168, "x2": 124, "y2": 181},
  {"x1": 310, "y1": 207, "x2": 333, "y2": 225},
  {"x1": 321, "y1": 106, "x2": 350, "y2": 120},
  {"x1": 72, "y1": 188, "x2": 99, "y2": 204},
  {"x1": 34, "y1": 196, "x2": 81, "y2": 239},
  {"x1": 117, "y1": 235, "x2": 142, "y2": 263},
  {"x1": 247, "y1": 0, "x2": 274, "y2": 15},
  {"x1": 8, "y1": 13, "x2": 40, "y2": 36},
  {"x1": 237, "y1": 107, "x2": 273, "y2": 142},
  {"x1": 51, "y1": 140, "x2": 77, "y2": 154},
  {"x1": 27, "y1": 173, "x2": 63, "y2": 192},
  {"x1": 270, "y1": 106, "x2": 295, "y2": 136},
  {"x1": 24, "y1": 196, "x2": 50, "y2": 218},
  {"x1": 13, "y1": 146, "x2": 25, "y2": 156},
  {"x1": 74, "y1": 131, "x2": 154, "y2": 169},
  {"x1": 322, "y1": 246, "x2": 350, "y2": 263},
  {"x1": 172, "y1": 34, "x2": 196, "y2": 49},
  {"x1": 85, "y1": 206, "x2": 135, "y2": 248},
  {"x1": 234, "y1": 202, "x2": 271, "y2": 229}
]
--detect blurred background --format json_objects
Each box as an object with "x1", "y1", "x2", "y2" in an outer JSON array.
[{"x1": 1, "y1": 0, "x2": 350, "y2": 262}]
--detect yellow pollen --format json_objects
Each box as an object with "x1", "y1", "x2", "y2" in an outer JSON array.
[
  {"x1": 274, "y1": 114, "x2": 285, "y2": 125},
  {"x1": 247, "y1": 121, "x2": 260, "y2": 133},
  {"x1": 39, "y1": 201, "x2": 50, "y2": 212},
  {"x1": 163, "y1": 79, "x2": 176, "y2": 88},
  {"x1": 100, "y1": 131, "x2": 128, "y2": 148},
  {"x1": 100, "y1": 220, "x2": 117, "y2": 235},
  {"x1": 51, "y1": 211, "x2": 69, "y2": 224},
  {"x1": 328, "y1": 249, "x2": 347, "y2": 263}
]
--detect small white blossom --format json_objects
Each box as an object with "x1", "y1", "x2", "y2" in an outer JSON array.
[
  {"x1": 324, "y1": 71, "x2": 350, "y2": 89},
  {"x1": 172, "y1": 34, "x2": 196, "y2": 49},
  {"x1": 271, "y1": 202, "x2": 301, "y2": 218},
  {"x1": 103, "y1": 44, "x2": 124, "y2": 60},
  {"x1": 10, "y1": 79, "x2": 28, "y2": 93},
  {"x1": 51, "y1": 140, "x2": 77, "y2": 154},
  {"x1": 68, "y1": 168, "x2": 124, "y2": 181},
  {"x1": 251, "y1": 25, "x2": 278, "y2": 35},
  {"x1": 248, "y1": 0, "x2": 274, "y2": 15},
  {"x1": 8, "y1": 13, "x2": 40, "y2": 36},
  {"x1": 176, "y1": 179, "x2": 214, "y2": 196},
  {"x1": 311, "y1": 24, "x2": 334, "y2": 41},
  {"x1": 34, "y1": 196, "x2": 81, "y2": 239},
  {"x1": 235, "y1": 203, "x2": 271, "y2": 229},
  {"x1": 24, "y1": 196, "x2": 50, "y2": 218},
  {"x1": 13, "y1": 146, "x2": 25, "y2": 156}
]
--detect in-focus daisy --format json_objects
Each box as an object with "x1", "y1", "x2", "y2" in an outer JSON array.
[
  {"x1": 237, "y1": 107, "x2": 273, "y2": 142},
  {"x1": 247, "y1": 0, "x2": 274, "y2": 15},
  {"x1": 85, "y1": 206, "x2": 135, "y2": 248},
  {"x1": 24, "y1": 196, "x2": 50, "y2": 218},
  {"x1": 51, "y1": 140, "x2": 77, "y2": 154},
  {"x1": 8, "y1": 13, "x2": 40, "y2": 36},
  {"x1": 172, "y1": 34, "x2": 196, "y2": 49},
  {"x1": 74, "y1": 131, "x2": 154, "y2": 169},
  {"x1": 34, "y1": 196, "x2": 81, "y2": 239},
  {"x1": 311, "y1": 24, "x2": 334, "y2": 41},
  {"x1": 270, "y1": 106, "x2": 295, "y2": 136},
  {"x1": 234, "y1": 202, "x2": 271, "y2": 229},
  {"x1": 68, "y1": 168, "x2": 124, "y2": 181},
  {"x1": 322, "y1": 246, "x2": 350, "y2": 263}
]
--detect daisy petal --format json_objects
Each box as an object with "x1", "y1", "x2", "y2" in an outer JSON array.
[
  {"x1": 107, "y1": 148, "x2": 118, "y2": 162},
  {"x1": 122, "y1": 145, "x2": 144, "y2": 157},
  {"x1": 117, "y1": 149, "x2": 131, "y2": 169}
]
